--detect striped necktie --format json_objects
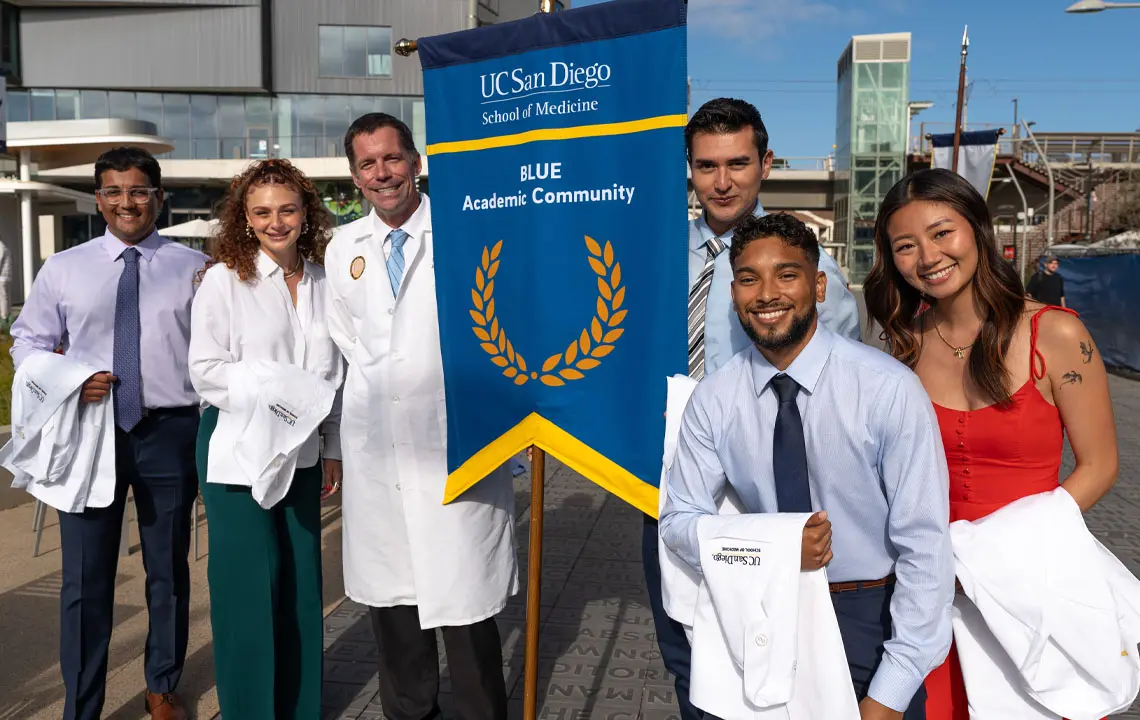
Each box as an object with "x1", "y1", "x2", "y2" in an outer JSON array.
[
  {"x1": 687, "y1": 236, "x2": 727, "y2": 380},
  {"x1": 385, "y1": 228, "x2": 409, "y2": 297}
]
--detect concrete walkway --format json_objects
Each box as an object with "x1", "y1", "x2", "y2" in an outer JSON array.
[{"x1": 2, "y1": 374, "x2": 1139, "y2": 719}]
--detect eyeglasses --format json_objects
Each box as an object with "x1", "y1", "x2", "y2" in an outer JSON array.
[{"x1": 96, "y1": 187, "x2": 159, "y2": 204}]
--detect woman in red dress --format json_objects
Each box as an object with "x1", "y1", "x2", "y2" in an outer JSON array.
[{"x1": 864, "y1": 168, "x2": 1119, "y2": 720}]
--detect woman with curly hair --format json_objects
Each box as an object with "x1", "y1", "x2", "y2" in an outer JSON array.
[
  {"x1": 864, "y1": 168, "x2": 1118, "y2": 720},
  {"x1": 188, "y1": 159, "x2": 344, "y2": 718}
]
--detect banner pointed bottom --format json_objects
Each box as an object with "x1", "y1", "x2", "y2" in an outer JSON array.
[{"x1": 444, "y1": 412, "x2": 659, "y2": 518}]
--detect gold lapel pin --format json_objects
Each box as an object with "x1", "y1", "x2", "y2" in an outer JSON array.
[{"x1": 350, "y1": 256, "x2": 366, "y2": 280}]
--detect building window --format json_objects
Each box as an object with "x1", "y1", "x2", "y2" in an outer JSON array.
[
  {"x1": 319, "y1": 25, "x2": 392, "y2": 78},
  {"x1": 0, "y1": 1, "x2": 19, "y2": 82}
]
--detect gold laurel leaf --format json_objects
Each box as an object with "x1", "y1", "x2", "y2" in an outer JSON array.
[
  {"x1": 480, "y1": 343, "x2": 499, "y2": 355},
  {"x1": 597, "y1": 277, "x2": 612, "y2": 301},
  {"x1": 576, "y1": 359, "x2": 601, "y2": 370},
  {"x1": 506, "y1": 339, "x2": 515, "y2": 362},
  {"x1": 596, "y1": 298, "x2": 610, "y2": 323},
  {"x1": 585, "y1": 235, "x2": 602, "y2": 257},
  {"x1": 587, "y1": 257, "x2": 607, "y2": 277},
  {"x1": 470, "y1": 309, "x2": 486, "y2": 325},
  {"x1": 483, "y1": 280, "x2": 495, "y2": 302},
  {"x1": 491, "y1": 240, "x2": 503, "y2": 260},
  {"x1": 590, "y1": 318, "x2": 603, "y2": 342},
  {"x1": 476, "y1": 268, "x2": 486, "y2": 292},
  {"x1": 591, "y1": 345, "x2": 615, "y2": 358},
  {"x1": 503, "y1": 366, "x2": 518, "y2": 378},
  {"x1": 486, "y1": 298, "x2": 496, "y2": 322},
  {"x1": 491, "y1": 318, "x2": 500, "y2": 339},
  {"x1": 540, "y1": 375, "x2": 566, "y2": 387},
  {"x1": 491, "y1": 356, "x2": 509, "y2": 367},
  {"x1": 517, "y1": 353, "x2": 528, "y2": 373},
  {"x1": 609, "y1": 309, "x2": 628, "y2": 326},
  {"x1": 565, "y1": 340, "x2": 579, "y2": 365},
  {"x1": 542, "y1": 354, "x2": 562, "y2": 373},
  {"x1": 481, "y1": 246, "x2": 490, "y2": 270},
  {"x1": 488, "y1": 260, "x2": 501, "y2": 279},
  {"x1": 604, "y1": 241, "x2": 614, "y2": 268},
  {"x1": 603, "y1": 328, "x2": 624, "y2": 343},
  {"x1": 612, "y1": 287, "x2": 626, "y2": 310},
  {"x1": 611, "y1": 263, "x2": 622, "y2": 287},
  {"x1": 560, "y1": 368, "x2": 585, "y2": 380},
  {"x1": 499, "y1": 332, "x2": 507, "y2": 353},
  {"x1": 514, "y1": 375, "x2": 528, "y2": 386},
  {"x1": 473, "y1": 326, "x2": 491, "y2": 342},
  {"x1": 471, "y1": 289, "x2": 484, "y2": 311},
  {"x1": 579, "y1": 329, "x2": 591, "y2": 354}
]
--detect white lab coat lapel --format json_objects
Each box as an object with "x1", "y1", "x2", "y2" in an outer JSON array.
[{"x1": 690, "y1": 513, "x2": 859, "y2": 720}]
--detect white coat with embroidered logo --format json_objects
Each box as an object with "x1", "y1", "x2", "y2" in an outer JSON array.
[
  {"x1": 1, "y1": 351, "x2": 116, "y2": 512},
  {"x1": 951, "y1": 486, "x2": 1140, "y2": 719},
  {"x1": 690, "y1": 513, "x2": 860, "y2": 719},
  {"x1": 324, "y1": 194, "x2": 518, "y2": 629}
]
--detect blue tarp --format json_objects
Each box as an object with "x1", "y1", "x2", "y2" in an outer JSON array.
[{"x1": 1058, "y1": 254, "x2": 1140, "y2": 372}]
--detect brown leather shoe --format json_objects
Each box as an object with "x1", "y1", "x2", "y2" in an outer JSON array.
[{"x1": 144, "y1": 690, "x2": 188, "y2": 720}]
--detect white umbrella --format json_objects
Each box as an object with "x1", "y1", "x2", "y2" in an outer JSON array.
[{"x1": 160, "y1": 217, "x2": 218, "y2": 238}]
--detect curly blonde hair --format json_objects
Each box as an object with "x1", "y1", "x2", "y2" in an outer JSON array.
[{"x1": 210, "y1": 159, "x2": 333, "y2": 282}]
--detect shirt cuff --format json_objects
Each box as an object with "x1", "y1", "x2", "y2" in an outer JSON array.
[
  {"x1": 321, "y1": 431, "x2": 342, "y2": 461},
  {"x1": 867, "y1": 653, "x2": 922, "y2": 713}
]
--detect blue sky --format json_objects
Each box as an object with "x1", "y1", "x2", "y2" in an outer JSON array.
[{"x1": 574, "y1": 0, "x2": 1140, "y2": 159}]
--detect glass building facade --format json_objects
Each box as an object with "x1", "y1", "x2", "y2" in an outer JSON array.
[
  {"x1": 833, "y1": 33, "x2": 910, "y2": 285},
  {"x1": 7, "y1": 88, "x2": 427, "y2": 161}
]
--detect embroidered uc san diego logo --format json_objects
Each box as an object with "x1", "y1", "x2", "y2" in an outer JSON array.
[{"x1": 469, "y1": 236, "x2": 627, "y2": 387}]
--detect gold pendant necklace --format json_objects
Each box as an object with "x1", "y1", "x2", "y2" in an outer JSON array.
[
  {"x1": 933, "y1": 318, "x2": 975, "y2": 359},
  {"x1": 282, "y1": 256, "x2": 303, "y2": 279}
]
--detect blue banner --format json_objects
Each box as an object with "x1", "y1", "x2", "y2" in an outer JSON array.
[
  {"x1": 1057, "y1": 254, "x2": 1140, "y2": 373},
  {"x1": 418, "y1": 0, "x2": 689, "y2": 515}
]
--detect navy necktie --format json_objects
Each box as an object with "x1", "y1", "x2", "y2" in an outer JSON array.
[
  {"x1": 114, "y1": 247, "x2": 143, "y2": 432},
  {"x1": 771, "y1": 374, "x2": 811, "y2": 512}
]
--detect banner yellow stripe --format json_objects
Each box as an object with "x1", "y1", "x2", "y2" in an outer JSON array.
[
  {"x1": 443, "y1": 412, "x2": 660, "y2": 518},
  {"x1": 426, "y1": 114, "x2": 688, "y2": 156}
]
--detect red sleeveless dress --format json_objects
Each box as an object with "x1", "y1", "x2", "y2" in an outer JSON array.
[{"x1": 924, "y1": 306, "x2": 1080, "y2": 719}]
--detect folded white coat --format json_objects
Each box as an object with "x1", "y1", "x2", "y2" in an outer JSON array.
[
  {"x1": 1, "y1": 352, "x2": 116, "y2": 513},
  {"x1": 952, "y1": 486, "x2": 1140, "y2": 719},
  {"x1": 691, "y1": 513, "x2": 860, "y2": 719},
  {"x1": 207, "y1": 358, "x2": 336, "y2": 509}
]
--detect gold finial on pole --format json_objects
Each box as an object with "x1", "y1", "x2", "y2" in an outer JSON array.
[{"x1": 395, "y1": 38, "x2": 418, "y2": 56}]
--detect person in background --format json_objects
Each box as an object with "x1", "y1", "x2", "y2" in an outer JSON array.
[
  {"x1": 645, "y1": 96, "x2": 863, "y2": 720},
  {"x1": 189, "y1": 159, "x2": 343, "y2": 719},
  {"x1": 1025, "y1": 254, "x2": 1066, "y2": 307},
  {"x1": 324, "y1": 113, "x2": 515, "y2": 720},
  {"x1": 863, "y1": 168, "x2": 1118, "y2": 720},
  {"x1": 662, "y1": 212, "x2": 954, "y2": 720},
  {"x1": 10, "y1": 147, "x2": 206, "y2": 720}
]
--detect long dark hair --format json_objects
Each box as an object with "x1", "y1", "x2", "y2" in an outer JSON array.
[{"x1": 863, "y1": 168, "x2": 1026, "y2": 405}]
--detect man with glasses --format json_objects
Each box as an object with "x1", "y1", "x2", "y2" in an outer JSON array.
[{"x1": 11, "y1": 147, "x2": 207, "y2": 720}]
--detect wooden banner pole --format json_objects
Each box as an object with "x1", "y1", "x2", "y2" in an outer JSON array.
[
  {"x1": 523, "y1": 446, "x2": 546, "y2": 720},
  {"x1": 951, "y1": 26, "x2": 969, "y2": 174}
]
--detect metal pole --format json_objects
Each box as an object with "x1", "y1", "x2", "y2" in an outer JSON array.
[
  {"x1": 1007, "y1": 163, "x2": 1030, "y2": 281},
  {"x1": 1022, "y1": 120, "x2": 1055, "y2": 247},
  {"x1": 523, "y1": 447, "x2": 545, "y2": 720},
  {"x1": 19, "y1": 150, "x2": 34, "y2": 301},
  {"x1": 1085, "y1": 158, "x2": 1096, "y2": 242},
  {"x1": 951, "y1": 26, "x2": 969, "y2": 173}
]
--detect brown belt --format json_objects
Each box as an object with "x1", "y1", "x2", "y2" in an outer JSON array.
[{"x1": 828, "y1": 573, "x2": 897, "y2": 594}]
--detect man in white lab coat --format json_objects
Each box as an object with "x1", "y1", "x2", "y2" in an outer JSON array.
[{"x1": 325, "y1": 113, "x2": 517, "y2": 720}]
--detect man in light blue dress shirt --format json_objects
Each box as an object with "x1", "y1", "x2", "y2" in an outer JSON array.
[
  {"x1": 11, "y1": 148, "x2": 207, "y2": 720},
  {"x1": 661, "y1": 213, "x2": 953, "y2": 720},
  {"x1": 643, "y1": 97, "x2": 862, "y2": 720}
]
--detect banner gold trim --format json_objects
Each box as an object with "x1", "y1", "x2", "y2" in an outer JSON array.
[
  {"x1": 426, "y1": 114, "x2": 688, "y2": 156},
  {"x1": 443, "y1": 412, "x2": 660, "y2": 517}
]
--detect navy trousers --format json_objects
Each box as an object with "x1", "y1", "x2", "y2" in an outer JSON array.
[
  {"x1": 642, "y1": 514, "x2": 706, "y2": 720},
  {"x1": 832, "y1": 583, "x2": 928, "y2": 719},
  {"x1": 57, "y1": 408, "x2": 199, "y2": 720}
]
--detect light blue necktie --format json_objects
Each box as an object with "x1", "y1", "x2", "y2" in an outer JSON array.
[
  {"x1": 386, "y1": 228, "x2": 409, "y2": 297},
  {"x1": 113, "y1": 247, "x2": 143, "y2": 432}
]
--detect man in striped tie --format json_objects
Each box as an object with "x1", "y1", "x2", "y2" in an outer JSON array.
[{"x1": 642, "y1": 98, "x2": 862, "y2": 720}]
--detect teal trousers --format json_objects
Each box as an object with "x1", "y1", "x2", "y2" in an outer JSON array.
[{"x1": 197, "y1": 406, "x2": 324, "y2": 719}]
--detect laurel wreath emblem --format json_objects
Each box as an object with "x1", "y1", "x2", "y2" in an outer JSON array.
[{"x1": 470, "y1": 236, "x2": 627, "y2": 387}]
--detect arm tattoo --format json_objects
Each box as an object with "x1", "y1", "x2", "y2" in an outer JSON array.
[
  {"x1": 1062, "y1": 370, "x2": 1083, "y2": 386},
  {"x1": 1080, "y1": 340, "x2": 1094, "y2": 364}
]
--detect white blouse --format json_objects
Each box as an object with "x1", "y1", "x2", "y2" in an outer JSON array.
[{"x1": 189, "y1": 250, "x2": 344, "y2": 470}]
